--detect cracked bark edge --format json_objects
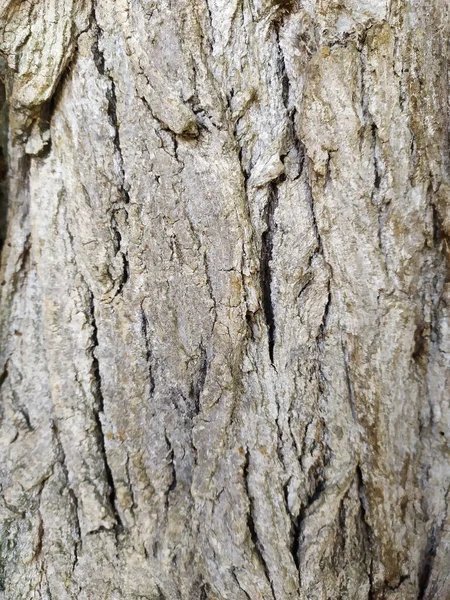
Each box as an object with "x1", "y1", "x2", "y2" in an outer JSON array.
[
  {"x1": 88, "y1": 291, "x2": 123, "y2": 533},
  {"x1": 242, "y1": 447, "x2": 276, "y2": 600}
]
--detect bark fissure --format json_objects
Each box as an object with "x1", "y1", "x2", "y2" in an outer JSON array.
[
  {"x1": 91, "y1": 9, "x2": 129, "y2": 203},
  {"x1": 140, "y1": 306, "x2": 155, "y2": 397},
  {"x1": 51, "y1": 421, "x2": 82, "y2": 577},
  {"x1": 164, "y1": 430, "x2": 177, "y2": 513},
  {"x1": 88, "y1": 292, "x2": 123, "y2": 532},
  {"x1": 243, "y1": 448, "x2": 276, "y2": 600},
  {"x1": 260, "y1": 180, "x2": 281, "y2": 365}
]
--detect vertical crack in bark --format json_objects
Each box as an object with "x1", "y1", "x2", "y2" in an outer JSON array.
[
  {"x1": 163, "y1": 430, "x2": 177, "y2": 514},
  {"x1": 417, "y1": 526, "x2": 436, "y2": 600},
  {"x1": 304, "y1": 163, "x2": 333, "y2": 396},
  {"x1": 0, "y1": 72, "x2": 9, "y2": 254},
  {"x1": 91, "y1": 9, "x2": 130, "y2": 300},
  {"x1": 0, "y1": 358, "x2": 8, "y2": 392},
  {"x1": 231, "y1": 567, "x2": 252, "y2": 600},
  {"x1": 305, "y1": 170, "x2": 323, "y2": 256},
  {"x1": 371, "y1": 124, "x2": 381, "y2": 192},
  {"x1": 51, "y1": 421, "x2": 82, "y2": 578},
  {"x1": 417, "y1": 484, "x2": 450, "y2": 599},
  {"x1": 91, "y1": 9, "x2": 129, "y2": 205},
  {"x1": 260, "y1": 181, "x2": 280, "y2": 365},
  {"x1": 243, "y1": 448, "x2": 276, "y2": 600},
  {"x1": 370, "y1": 123, "x2": 389, "y2": 268},
  {"x1": 274, "y1": 24, "x2": 304, "y2": 181},
  {"x1": 88, "y1": 292, "x2": 123, "y2": 531},
  {"x1": 359, "y1": 42, "x2": 390, "y2": 275},
  {"x1": 190, "y1": 341, "x2": 207, "y2": 415},
  {"x1": 140, "y1": 305, "x2": 155, "y2": 397}
]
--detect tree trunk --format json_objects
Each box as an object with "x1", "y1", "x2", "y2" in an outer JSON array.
[{"x1": 0, "y1": 1, "x2": 449, "y2": 599}]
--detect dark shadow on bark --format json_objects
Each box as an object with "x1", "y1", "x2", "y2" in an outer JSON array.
[{"x1": 0, "y1": 57, "x2": 9, "y2": 253}]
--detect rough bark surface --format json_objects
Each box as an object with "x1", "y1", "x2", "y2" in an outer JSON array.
[{"x1": 0, "y1": 1, "x2": 449, "y2": 599}]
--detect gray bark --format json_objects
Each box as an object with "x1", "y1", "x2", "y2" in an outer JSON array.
[{"x1": 0, "y1": 1, "x2": 449, "y2": 598}]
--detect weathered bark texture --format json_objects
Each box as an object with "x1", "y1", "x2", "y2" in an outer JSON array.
[{"x1": 0, "y1": 0, "x2": 449, "y2": 598}]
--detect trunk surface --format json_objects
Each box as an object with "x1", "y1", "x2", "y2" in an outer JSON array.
[{"x1": 0, "y1": 1, "x2": 449, "y2": 599}]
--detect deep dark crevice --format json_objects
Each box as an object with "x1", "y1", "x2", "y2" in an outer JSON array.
[
  {"x1": 156, "y1": 584, "x2": 168, "y2": 600},
  {"x1": 189, "y1": 342, "x2": 207, "y2": 415},
  {"x1": 305, "y1": 478, "x2": 326, "y2": 509},
  {"x1": 274, "y1": 26, "x2": 305, "y2": 181},
  {"x1": 417, "y1": 525, "x2": 437, "y2": 599},
  {"x1": 290, "y1": 515, "x2": 301, "y2": 572},
  {"x1": 260, "y1": 180, "x2": 282, "y2": 365},
  {"x1": 275, "y1": 27, "x2": 290, "y2": 112},
  {"x1": 105, "y1": 80, "x2": 130, "y2": 203},
  {"x1": 85, "y1": 525, "x2": 118, "y2": 537},
  {"x1": 368, "y1": 113, "x2": 390, "y2": 272},
  {"x1": 164, "y1": 430, "x2": 177, "y2": 512},
  {"x1": 231, "y1": 568, "x2": 252, "y2": 600},
  {"x1": 91, "y1": 23, "x2": 105, "y2": 76},
  {"x1": 88, "y1": 292, "x2": 123, "y2": 531},
  {"x1": 91, "y1": 11, "x2": 131, "y2": 301},
  {"x1": 320, "y1": 285, "x2": 332, "y2": 336},
  {"x1": 0, "y1": 359, "x2": 8, "y2": 392},
  {"x1": 140, "y1": 307, "x2": 155, "y2": 397},
  {"x1": 0, "y1": 69, "x2": 9, "y2": 253},
  {"x1": 237, "y1": 146, "x2": 250, "y2": 182},
  {"x1": 371, "y1": 124, "x2": 381, "y2": 191},
  {"x1": 243, "y1": 449, "x2": 276, "y2": 600}
]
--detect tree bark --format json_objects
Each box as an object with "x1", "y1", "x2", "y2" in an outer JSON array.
[{"x1": 0, "y1": 1, "x2": 449, "y2": 598}]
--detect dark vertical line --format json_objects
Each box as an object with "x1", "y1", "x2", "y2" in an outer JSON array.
[
  {"x1": 260, "y1": 181, "x2": 281, "y2": 364},
  {"x1": 88, "y1": 292, "x2": 123, "y2": 531}
]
